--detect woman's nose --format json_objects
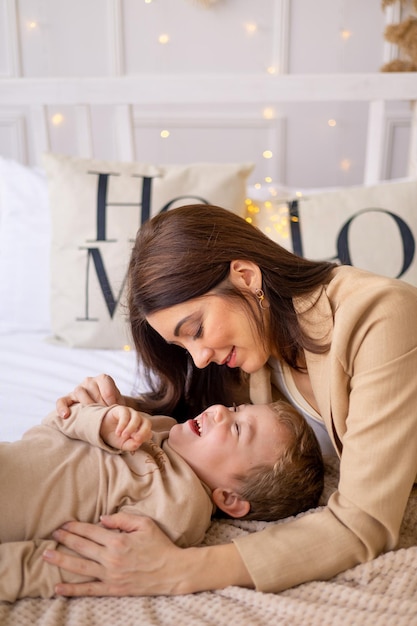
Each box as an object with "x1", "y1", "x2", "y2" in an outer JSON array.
[{"x1": 188, "y1": 345, "x2": 213, "y2": 369}]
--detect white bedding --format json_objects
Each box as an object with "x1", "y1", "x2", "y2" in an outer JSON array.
[{"x1": 0, "y1": 331, "x2": 139, "y2": 442}]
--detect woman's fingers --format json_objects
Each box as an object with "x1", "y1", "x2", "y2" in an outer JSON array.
[
  {"x1": 99, "y1": 512, "x2": 158, "y2": 533},
  {"x1": 56, "y1": 374, "x2": 123, "y2": 417},
  {"x1": 43, "y1": 515, "x2": 184, "y2": 596},
  {"x1": 56, "y1": 395, "x2": 76, "y2": 418},
  {"x1": 54, "y1": 580, "x2": 118, "y2": 598},
  {"x1": 43, "y1": 547, "x2": 103, "y2": 580},
  {"x1": 97, "y1": 374, "x2": 123, "y2": 405},
  {"x1": 52, "y1": 521, "x2": 112, "y2": 552}
]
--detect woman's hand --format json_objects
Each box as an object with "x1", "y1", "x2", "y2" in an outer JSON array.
[
  {"x1": 56, "y1": 374, "x2": 124, "y2": 418},
  {"x1": 43, "y1": 514, "x2": 192, "y2": 596},
  {"x1": 43, "y1": 513, "x2": 253, "y2": 596}
]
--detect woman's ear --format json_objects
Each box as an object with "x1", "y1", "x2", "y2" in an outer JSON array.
[
  {"x1": 229, "y1": 260, "x2": 262, "y2": 291},
  {"x1": 212, "y1": 487, "x2": 250, "y2": 519}
]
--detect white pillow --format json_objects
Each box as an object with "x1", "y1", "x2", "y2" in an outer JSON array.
[
  {"x1": 43, "y1": 153, "x2": 253, "y2": 349},
  {"x1": 291, "y1": 179, "x2": 417, "y2": 285},
  {"x1": 0, "y1": 157, "x2": 51, "y2": 333}
]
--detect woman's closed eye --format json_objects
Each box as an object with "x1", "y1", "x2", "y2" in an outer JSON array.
[{"x1": 193, "y1": 324, "x2": 203, "y2": 340}]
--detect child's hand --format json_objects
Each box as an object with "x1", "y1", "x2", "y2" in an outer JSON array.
[{"x1": 100, "y1": 405, "x2": 152, "y2": 452}]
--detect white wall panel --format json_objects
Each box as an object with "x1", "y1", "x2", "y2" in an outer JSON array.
[
  {"x1": 0, "y1": 0, "x2": 21, "y2": 76},
  {"x1": 365, "y1": 101, "x2": 413, "y2": 185},
  {"x1": 0, "y1": 109, "x2": 27, "y2": 161},
  {"x1": 285, "y1": 101, "x2": 368, "y2": 189},
  {"x1": 383, "y1": 107, "x2": 412, "y2": 181},
  {"x1": 0, "y1": 0, "x2": 415, "y2": 189},
  {"x1": 115, "y1": 104, "x2": 134, "y2": 160},
  {"x1": 74, "y1": 104, "x2": 93, "y2": 158},
  {"x1": 29, "y1": 103, "x2": 48, "y2": 164},
  {"x1": 122, "y1": 0, "x2": 287, "y2": 75},
  {"x1": 108, "y1": 0, "x2": 124, "y2": 75},
  {"x1": 289, "y1": 0, "x2": 385, "y2": 73},
  {"x1": 409, "y1": 101, "x2": 417, "y2": 178},
  {"x1": 16, "y1": 0, "x2": 110, "y2": 76},
  {"x1": 133, "y1": 107, "x2": 285, "y2": 184}
]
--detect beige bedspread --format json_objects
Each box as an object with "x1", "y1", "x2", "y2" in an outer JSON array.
[{"x1": 1, "y1": 458, "x2": 416, "y2": 626}]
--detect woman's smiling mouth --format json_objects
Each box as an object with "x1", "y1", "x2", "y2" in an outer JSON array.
[{"x1": 224, "y1": 346, "x2": 237, "y2": 368}]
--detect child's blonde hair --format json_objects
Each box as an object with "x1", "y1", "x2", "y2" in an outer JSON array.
[{"x1": 233, "y1": 401, "x2": 325, "y2": 522}]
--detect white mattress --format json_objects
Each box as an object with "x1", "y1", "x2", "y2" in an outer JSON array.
[{"x1": 0, "y1": 331, "x2": 140, "y2": 442}]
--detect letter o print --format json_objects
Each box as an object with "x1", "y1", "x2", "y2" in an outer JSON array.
[{"x1": 336, "y1": 208, "x2": 415, "y2": 278}]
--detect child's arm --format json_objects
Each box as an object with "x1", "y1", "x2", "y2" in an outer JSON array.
[
  {"x1": 99, "y1": 405, "x2": 152, "y2": 451},
  {"x1": 42, "y1": 404, "x2": 151, "y2": 452}
]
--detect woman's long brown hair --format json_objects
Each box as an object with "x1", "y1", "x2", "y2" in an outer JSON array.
[{"x1": 128, "y1": 204, "x2": 336, "y2": 419}]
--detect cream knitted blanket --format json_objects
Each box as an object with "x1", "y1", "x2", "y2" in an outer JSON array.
[{"x1": 1, "y1": 458, "x2": 416, "y2": 626}]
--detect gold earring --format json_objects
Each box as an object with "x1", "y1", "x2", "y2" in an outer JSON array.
[{"x1": 255, "y1": 288, "x2": 269, "y2": 310}]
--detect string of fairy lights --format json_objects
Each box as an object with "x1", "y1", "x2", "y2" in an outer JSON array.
[{"x1": 24, "y1": 0, "x2": 379, "y2": 244}]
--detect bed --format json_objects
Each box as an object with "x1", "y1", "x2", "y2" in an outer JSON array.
[{"x1": 1, "y1": 67, "x2": 417, "y2": 625}]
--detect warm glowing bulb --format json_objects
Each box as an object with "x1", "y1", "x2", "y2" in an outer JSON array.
[
  {"x1": 328, "y1": 119, "x2": 337, "y2": 127},
  {"x1": 27, "y1": 21, "x2": 38, "y2": 30},
  {"x1": 340, "y1": 159, "x2": 352, "y2": 171},
  {"x1": 158, "y1": 34, "x2": 170, "y2": 44},
  {"x1": 295, "y1": 191, "x2": 303, "y2": 198},
  {"x1": 263, "y1": 150, "x2": 273, "y2": 159},
  {"x1": 160, "y1": 130, "x2": 170, "y2": 138},
  {"x1": 144, "y1": 0, "x2": 153, "y2": 3},
  {"x1": 267, "y1": 66, "x2": 277, "y2": 75},
  {"x1": 123, "y1": 345, "x2": 131, "y2": 351},
  {"x1": 245, "y1": 22, "x2": 258, "y2": 35},
  {"x1": 254, "y1": 183, "x2": 261, "y2": 189},
  {"x1": 340, "y1": 29, "x2": 352, "y2": 40},
  {"x1": 51, "y1": 113, "x2": 64, "y2": 126},
  {"x1": 248, "y1": 204, "x2": 260, "y2": 214},
  {"x1": 245, "y1": 217, "x2": 253, "y2": 224},
  {"x1": 263, "y1": 107, "x2": 275, "y2": 120},
  {"x1": 265, "y1": 176, "x2": 272, "y2": 183}
]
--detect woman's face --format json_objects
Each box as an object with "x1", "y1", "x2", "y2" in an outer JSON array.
[{"x1": 146, "y1": 293, "x2": 270, "y2": 374}]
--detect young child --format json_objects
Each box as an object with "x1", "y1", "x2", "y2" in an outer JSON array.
[{"x1": 0, "y1": 400, "x2": 323, "y2": 601}]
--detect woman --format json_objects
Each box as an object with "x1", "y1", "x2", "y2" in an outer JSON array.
[{"x1": 45, "y1": 204, "x2": 417, "y2": 596}]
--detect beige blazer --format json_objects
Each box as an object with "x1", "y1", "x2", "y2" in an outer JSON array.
[{"x1": 234, "y1": 265, "x2": 417, "y2": 592}]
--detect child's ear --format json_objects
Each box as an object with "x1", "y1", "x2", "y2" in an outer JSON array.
[{"x1": 212, "y1": 487, "x2": 250, "y2": 519}]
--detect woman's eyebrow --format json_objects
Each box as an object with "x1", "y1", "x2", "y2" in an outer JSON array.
[{"x1": 174, "y1": 315, "x2": 194, "y2": 337}]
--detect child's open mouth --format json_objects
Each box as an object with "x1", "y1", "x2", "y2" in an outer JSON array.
[{"x1": 189, "y1": 417, "x2": 202, "y2": 436}]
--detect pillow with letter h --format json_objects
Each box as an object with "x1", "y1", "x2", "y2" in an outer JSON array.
[{"x1": 43, "y1": 153, "x2": 253, "y2": 349}]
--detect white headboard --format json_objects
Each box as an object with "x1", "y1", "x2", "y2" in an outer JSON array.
[
  {"x1": 1, "y1": 72, "x2": 417, "y2": 187},
  {"x1": 1, "y1": 0, "x2": 417, "y2": 188}
]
